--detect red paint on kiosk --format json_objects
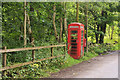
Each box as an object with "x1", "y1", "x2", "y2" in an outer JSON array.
[{"x1": 68, "y1": 23, "x2": 86, "y2": 59}]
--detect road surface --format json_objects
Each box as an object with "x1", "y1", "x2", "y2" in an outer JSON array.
[{"x1": 49, "y1": 50, "x2": 119, "y2": 78}]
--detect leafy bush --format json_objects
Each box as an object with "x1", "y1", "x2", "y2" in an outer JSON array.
[{"x1": 88, "y1": 43, "x2": 117, "y2": 55}]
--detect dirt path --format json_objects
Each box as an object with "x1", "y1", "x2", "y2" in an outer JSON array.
[{"x1": 49, "y1": 50, "x2": 119, "y2": 78}]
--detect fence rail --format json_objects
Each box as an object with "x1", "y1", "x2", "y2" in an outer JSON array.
[
  {"x1": 0, "y1": 44, "x2": 66, "y2": 53},
  {"x1": 0, "y1": 44, "x2": 66, "y2": 76}
]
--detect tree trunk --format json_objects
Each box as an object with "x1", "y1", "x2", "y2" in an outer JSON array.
[
  {"x1": 111, "y1": 26, "x2": 114, "y2": 40},
  {"x1": 27, "y1": 15, "x2": 32, "y2": 43},
  {"x1": 89, "y1": 9, "x2": 99, "y2": 43},
  {"x1": 94, "y1": 25, "x2": 97, "y2": 43},
  {"x1": 53, "y1": 4, "x2": 59, "y2": 42},
  {"x1": 85, "y1": 3, "x2": 88, "y2": 53},
  {"x1": 100, "y1": 24, "x2": 106, "y2": 44},
  {"x1": 99, "y1": 11, "x2": 107, "y2": 44},
  {"x1": 59, "y1": 18, "x2": 63, "y2": 43},
  {"x1": 76, "y1": 2, "x2": 79, "y2": 22},
  {"x1": 64, "y1": 2, "x2": 67, "y2": 38},
  {"x1": 99, "y1": 24, "x2": 104, "y2": 44},
  {"x1": 108, "y1": 26, "x2": 110, "y2": 39},
  {"x1": 24, "y1": 1, "x2": 27, "y2": 47},
  {"x1": 96, "y1": 24, "x2": 100, "y2": 43},
  {"x1": 79, "y1": 2, "x2": 84, "y2": 23},
  {"x1": 27, "y1": 3, "x2": 33, "y2": 43}
]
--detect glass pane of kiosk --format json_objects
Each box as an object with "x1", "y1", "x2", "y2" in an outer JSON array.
[
  {"x1": 81, "y1": 31, "x2": 83, "y2": 46},
  {"x1": 81, "y1": 31, "x2": 83, "y2": 54},
  {"x1": 70, "y1": 30, "x2": 78, "y2": 55}
]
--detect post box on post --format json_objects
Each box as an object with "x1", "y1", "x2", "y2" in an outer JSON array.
[{"x1": 68, "y1": 23, "x2": 86, "y2": 59}]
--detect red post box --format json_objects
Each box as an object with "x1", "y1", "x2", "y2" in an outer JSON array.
[{"x1": 68, "y1": 22, "x2": 86, "y2": 59}]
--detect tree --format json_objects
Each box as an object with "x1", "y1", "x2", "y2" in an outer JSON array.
[
  {"x1": 85, "y1": 3, "x2": 88, "y2": 53},
  {"x1": 27, "y1": 2, "x2": 33, "y2": 44},
  {"x1": 76, "y1": 2, "x2": 79, "y2": 22},
  {"x1": 53, "y1": 3, "x2": 59, "y2": 42},
  {"x1": 99, "y1": 10, "x2": 107, "y2": 44},
  {"x1": 63, "y1": 2, "x2": 67, "y2": 39},
  {"x1": 24, "y1": 1, "x2": 27, "y2": 47},
  {"x1": 111, "y1": 26, "x2": 114, "y2": 40},
  {"x1": 88, "y1": 2, "x2": 118, "y2": 44}
]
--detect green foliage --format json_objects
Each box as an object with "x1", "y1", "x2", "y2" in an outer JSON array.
[
  {"x1": 2, "y1": 2, "x2": 119, "y2": 78},
  {"x1": 3, "y1": 42, "x2": 118, "y2": 78},
  {"x1": 88, "y1": 43, "x2": 118, "y2": 55}
]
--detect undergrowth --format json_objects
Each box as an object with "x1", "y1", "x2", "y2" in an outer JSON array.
[{"x1": 3, "y1": 43, "x2": 118, "y2": 78}]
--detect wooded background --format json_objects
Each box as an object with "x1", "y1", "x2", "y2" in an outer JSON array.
[
  {"x1": 2, "y1": 2, "x2": 119, "y2": 45},
  {"x1": 2, "y1": 2, "x2": 119, "y2": 60},
  {"x1": 1, "y1": 2, "x2": 120, "y2": 78}
]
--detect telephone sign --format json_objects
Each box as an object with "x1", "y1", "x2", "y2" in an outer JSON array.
[
  {"x1": 68, "y1": 23, "x2": 86, "y2": 59},
  {"x1": 70, "y1": 26, "x2": 79, "y2": 28}
]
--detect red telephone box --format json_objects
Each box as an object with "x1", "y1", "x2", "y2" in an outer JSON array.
[{"x1": 68, "y1": 23, "x2": 86, "y2": 59}]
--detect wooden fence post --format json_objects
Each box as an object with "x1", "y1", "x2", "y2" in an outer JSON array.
[
  {"x1": 50, "y1": 44, "x2": 53, "y2": 61},
  {"x1": 31, "y1": 38, "x2": 35, "y2": 62},
  {"x1": 2, "y1": 46, "x2": 7, "y2": 77},
  {"x1": 64, "y1": 46, "x2": 66, "y2": 59}
]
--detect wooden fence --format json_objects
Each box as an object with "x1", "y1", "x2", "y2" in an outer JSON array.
[{"x1": 0, "y1": 44, "x2": 66, "y2": 76}]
